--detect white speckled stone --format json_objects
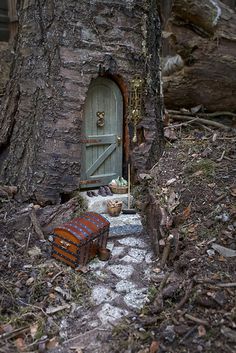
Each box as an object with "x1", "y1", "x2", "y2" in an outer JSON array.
[
  {"x1": 106, "y1": 242, "x2": 114, "y2": 251},
  {"x1": 109, "y1": 264, "x2": 134, "y2": 279},
  {"x1": 118, "y1": 237, "x2": 147, "y2": 248},
  {"x1": 120, "y1": 255, "x2": 141, "y2": 263},
  {"x1": 115, "y1": 280, "x2": 136, "y2": 293},
  {"x1": 111, "y1": 246, "x2": 125, "y2": 257},
  {"x1": 145, "y1": 252, "x2": 154, "y2": 264},
  {"x1": 97, "y1": 303, "x2": 129, "y2": 325},
  {"x1": 92, "y1": 286, "x2": 118, "y2": 305},
  {"x1": 128, "y1": 248, "x2": 147, "y2": 262},
  {"x1": 124, "y1": 289, "x2": 148, "y2": 309},
  {"x1": 88, "y1": 259, "x2": 107, "y2": 270},
  {"x1": 80, "y1": 192, "x2": 132, "y2": 214}
]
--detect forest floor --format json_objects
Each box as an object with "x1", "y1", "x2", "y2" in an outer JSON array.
[{"x1": 0, "y1": 122, "x2": 236, "y2": 353}]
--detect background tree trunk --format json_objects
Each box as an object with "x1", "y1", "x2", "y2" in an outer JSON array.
[{"x1": 161, "y1": 0, "x2": 236, "y2": 112}]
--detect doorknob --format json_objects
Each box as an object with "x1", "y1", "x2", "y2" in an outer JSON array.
[{"x1": 117, "y1": 136, "x2": 122, "y2": 146}]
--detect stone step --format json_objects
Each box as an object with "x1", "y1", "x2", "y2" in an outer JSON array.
[
  {"x1": 103, "y1": 213, "x2": 143, "y2": 237},
  {"x1": 80, "y1": 191, "x2": 133, "y2": 214}
]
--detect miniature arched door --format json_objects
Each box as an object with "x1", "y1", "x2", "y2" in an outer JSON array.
[{"x1": 80, "y1": 77, "x2": 123, "y2": 189}]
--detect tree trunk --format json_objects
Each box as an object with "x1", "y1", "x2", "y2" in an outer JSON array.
[
  {"x1": 0, "y1": 1, "x2": 163, "y2": 205},
  {"x1": 161, "y1": 0, "x2": 236, "y2": 112}
]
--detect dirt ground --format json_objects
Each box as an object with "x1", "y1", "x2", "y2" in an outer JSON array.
[{"x1": 0, "y1": 122, "x2": 235, "y2": 353}]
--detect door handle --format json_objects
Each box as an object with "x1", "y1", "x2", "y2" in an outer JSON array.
[{"x1": 117, "y1": 136, "x2": 122, "y2": 146}]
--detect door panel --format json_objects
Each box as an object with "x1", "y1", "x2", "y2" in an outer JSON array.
[{"x1": 81, "y1": 77, "x2": 123, "y2": 188}]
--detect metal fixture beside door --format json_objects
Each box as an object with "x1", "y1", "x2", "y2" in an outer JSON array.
[{"x1": 80, "y1": 77, "x2": 123, "y2": 188}]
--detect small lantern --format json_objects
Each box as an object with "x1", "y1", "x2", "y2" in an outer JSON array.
[{"x1": 128, "y1": 76, "x2": 144, "y2": 143}]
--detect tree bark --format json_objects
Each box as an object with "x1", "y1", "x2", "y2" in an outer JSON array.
[
  {"x1": 161, "y1": 0, "x2": 236, "y2": 112},
  {"x1": 0, "y1": 1, "x2": 163, "y2": 205}
]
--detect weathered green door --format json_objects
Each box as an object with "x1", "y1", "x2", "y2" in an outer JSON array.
[{"x1": 80, "y1": 77, "x2": 123, "y2": 188}]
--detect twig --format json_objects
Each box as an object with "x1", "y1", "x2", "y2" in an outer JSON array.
[
  {"x1": 169, "y1": 114, "x2": 231, "y2": 131},
  {"x1": 30, "y1": 208, "x2": 45, "y2": 240},
  {"x1": 175, "y1": 281, "x2": 193, "y2": 311},
  {"x1": 180, "y1": 325, "x2": 197, "y2": 344},
  {"x1": 160, "y1": 241, "x2": 171, "y2": 268},
  {"x1": 25, "y1": 232, "x2": 31, "y2": 252},
  {"x1": 168, "y1": 110, "x2": 236, "y2": 118},
  {"x1": 51, "y1": 271, "x2": 63, "y2": 283},
  {"x1": 198, "y1": 111, "x2": 236, "y2": 118},
  {"x1": 215, "y1": 282, "x2": 236, "y2": 288},
  {"x1": 215, "y1": 192, "x2": 227, "y2": 203},
  {"x1": 164, "y1": 117, "x2": 199, "y2": 129},
  {"x1": 18, "y1": 299, "x2": 47, "y2": 316},
  {"x1": 185, "y1": 313, "x2": 209, "y2": 326},
  {"x1": 159, "y1": 273, "x2": 170, "y2": 292},
  {"x1": 216, "y1": 150, "x2": 226, "y2": 162},
  {"x1": 0, "y1": 326, "x2": 29, "y2": 340}
]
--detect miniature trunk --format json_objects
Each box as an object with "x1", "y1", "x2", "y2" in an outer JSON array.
[{"x1": 52, "y1": 212, "x2": 110, "y2": 269}]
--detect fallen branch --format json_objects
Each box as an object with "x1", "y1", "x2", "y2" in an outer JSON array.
[
  {"x1": 185, "y1": 313, "x2": 209, "y2": 326},
  {"x1": 169, "y1": 114, "x2": 231, "y2": 131},
  {"x1": 175, "y1": 281, "x2": 193, "y2": 311},
  {"x1": 160, "y1": 241, "x2": 171, "y2": 268},
  {"x1": 215, "y1": 282, "x2": 236, "y2": 288},
  {"x1": 168, "y1": 110, "x2": 236, "y2": 119}
]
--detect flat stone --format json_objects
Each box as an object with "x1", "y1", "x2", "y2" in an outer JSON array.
[
  {"x1": 91, "y1": 286, "x2": 118, "y2": 305},
  {"x1": 105, "y1": 213, "x2": 143, "y2": 236},
  {"x1": 109, "y1": 264, "x2": 134, "y2": 279},
  {"x1": 97, "y1": 303, "x2": 129, "y2": 325},
  {"x1": 128, "y1": 248, "x2": 147, "y2": 262},
  {"x1": 115, "y1": 280, "x2": 136, "y2": 293},
  {"x1": 117, "y1": 237, "x2": 147, "y2": 248},
  {"x1": 124, "y1": 288, "x2": 148, "y2": 309},
  {"x1": 106, "y1": 242, "x2": 115, "y2": 251},
  {"x1": 145, "y1": 252, "x2": 154, "y2": 264},
  {"x1": 111, "y1": 246, "x2": 125, "y2": 257},
  {"x1": 88, "y1": 259, "x2": 107, "y2": 270},
  {"x1": 93, "y1": 270, "x2": 108, "y2": 280},
  {"x1": 80, "y1": 192, "x2": 132, "y2": 214},
  {"x1": 120, "y1": 255, "x2": 141, "y2": 263}
]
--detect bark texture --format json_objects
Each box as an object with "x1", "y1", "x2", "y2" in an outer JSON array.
[
  {"x1": 161, "y1": 0, "x2": 236, "y2": 112},
  {"x1": 0, "y1": 0, "x2": 163, "y2": 205}
]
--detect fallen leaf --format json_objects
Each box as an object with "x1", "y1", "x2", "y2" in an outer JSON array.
[
  {"x1": 15, "y1": 337, "x2": 26, "y2": 352},
  {"x1": 192, "y1": 170, "x2": 203, "y2": 177},
  {"x1": 182, "y1": 204, "x2": 191, "y2": 220},
  {"x1": 198, "y1": 325, "x2": 206, "y2": 337},
  {"x1": 212, "y1": 133, "x2": 217, "y2": 142},
  {"x1": 46, "y1": 337, "x2": 59, "y2": 350},
  {"x1": 0, "y1": 324, "x2": 13, "y2": 334},
  {"x1": 30, "y1": 323, "x2": 38, "y2": 339},
  {"x1": 164, "y1": 127, "x2": 177, "y2": 141},
  {"x1": 28, "y1": 246, "x2": 42, "y2": 257},
  {"x1": 188, "y1": 224, "x2": 198, "y2": 233},
  {"x1": 70, "y1": 347, "x2": 84, "y2": 353},
  {"x1": 54, "y1": 286, "x2": 71, "y2": 300},
  {"x1": 46, "y1": 304, "x2": 70, "y2": 315},
  {"x1": 221, "y1": 326, "x2": 236, "y2": 343},
  {"x1": 150, "y1": 340, "x2": 160, "y2": 353},
  {"x1": 230, "y1": 187, "x2": 236, "y2": 197},
  {"x1": 152, "y1": 268, "x2": 161, "y2": 274},
  {"x1": 166, "y1": 178, "x2": 176, "y2": 186},
  {"x1": 26, "y1": 277, "x2": 35, "y2": 286},
  {"x1": 212, "y1": 243, "x2": 236, "y2": 258}
]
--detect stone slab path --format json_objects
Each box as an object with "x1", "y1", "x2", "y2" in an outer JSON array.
[{"x1": 50, "y1": 215, "x2": 154, "y2": 353}]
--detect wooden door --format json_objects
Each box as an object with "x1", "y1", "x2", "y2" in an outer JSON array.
[{"x1": 80, "y1": 77, "x2": 123, "y2": 189}]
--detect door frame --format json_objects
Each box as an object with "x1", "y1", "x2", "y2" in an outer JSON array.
[{"x1": 80, "y1": 74, "x2": 128, "y2": 189}]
